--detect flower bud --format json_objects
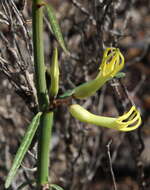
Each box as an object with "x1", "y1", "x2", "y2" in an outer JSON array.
[{"x1": 49, "y1": 47, "x2": 59, "y2": 98}]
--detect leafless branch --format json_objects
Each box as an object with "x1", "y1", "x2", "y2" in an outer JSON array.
[{"x1": 106, "y1": 139, "x2": 117, "y2": 190}]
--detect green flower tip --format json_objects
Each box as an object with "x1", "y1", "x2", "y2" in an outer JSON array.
[
  {"x1": 73, "y1": 47, "x2": 125, "y2": 99},
  {"x1": 69, "y1": 104, "x2": 141, "y2": 132}
]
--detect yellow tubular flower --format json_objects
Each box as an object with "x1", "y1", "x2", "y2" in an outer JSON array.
[
  {"x1": 73, "y1": 48, "x2": 124, "y2": 99},
  {"x1": 99, "y1": 48, "x2": 124, "y2": 78},
  {"x1": 69, "y1": 104, "x2": 141, "y2": 132}
]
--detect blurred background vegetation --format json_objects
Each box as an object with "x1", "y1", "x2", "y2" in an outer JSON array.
[{"x1": 0, "y1": 0, "x2": 150, "y2": 189}]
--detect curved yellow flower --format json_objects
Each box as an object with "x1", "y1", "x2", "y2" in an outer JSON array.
[
  {"x1": 69, "y1": 104, "x2": 141, "y2": 132},
  {"x1": 99, "y1": 48, "x2": 124, "y2": 78},
  {"x1": 73, "y1": 48, "x2": 124, "y2": 99}
]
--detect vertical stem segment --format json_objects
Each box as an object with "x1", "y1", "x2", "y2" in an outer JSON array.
[
  {"x1": 37, "y1": 112, "x2": 53, "y2": 186},
  {"x1": 32, "y1": 0, "x2": 49, "y2": 111},
  {"x1": 32, "y1": 0, "x2": 52, "y2": 188}
]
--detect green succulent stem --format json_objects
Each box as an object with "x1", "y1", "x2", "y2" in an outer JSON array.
[
  {"x1": 32, "y1": 0, "x2": 53, "y2": 188},
  {"x1": 37, "y1": 112, "x2": 53, "y2": 186},
  {"x1": 32, "y1": 0, "x2": 49, "y2": 111}
]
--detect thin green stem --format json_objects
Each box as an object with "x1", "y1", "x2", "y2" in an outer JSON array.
[
  {"x1": 37, "y1": 112, "x2": 53, "y2": 187},
  {"x1": 32, "y1": 0, "x2": 49, "y2": 111},
  {"x1": 32, "y1": 1, "x2": 53, "y2": 188}
]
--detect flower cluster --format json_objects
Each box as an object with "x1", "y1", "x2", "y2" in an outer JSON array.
[{"x1": 69, "y1": 48, "x2": 141, "y2": 132}]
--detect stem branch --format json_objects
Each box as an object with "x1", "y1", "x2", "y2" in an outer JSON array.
[{"x1": 37, "y1": 112, "x2": 53, "y2": 186}]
